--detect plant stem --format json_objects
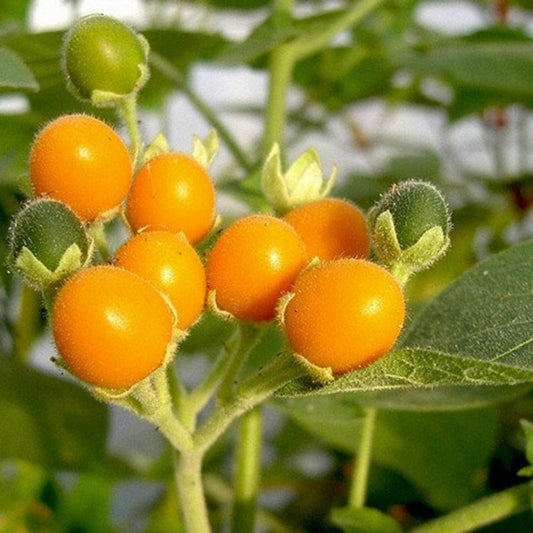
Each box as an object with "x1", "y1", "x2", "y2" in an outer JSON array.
[
  {"x1": 118, "y1": 94, "x2": 143, "y2": 165},
  {"x1": 411, "y1": 480, "x2": 533, "y2": 533},
  {"x1": 218, "y1": 323, "x2": 263, "y2": 402},
  {"x1": 88, "y1": 221, "x2": 110, "y2": 262},
  {"x1": 194, "y1": 353, "x2": 306, "y2": 453},
  {"x1": 12, "y1": 284, "x2": 41, "y2": 363},
  {"x1": 230, "y1": 406, "x2": 263, "y2": 533},
  {"x1": 348, "y1": 407, "x2": 378, "y2": 508},
  {"x1": 174, "y1": 450, "x2": 211, "y2": 533},
  {"x1": 149, "y1": 51, "x2": 253, "y2": 172}
]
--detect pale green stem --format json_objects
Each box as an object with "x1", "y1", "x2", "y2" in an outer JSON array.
[
  {"x1": 289, "y1": 0, "x2": 386, "y2": 61},
  {"x1": 12, "y1": 284, "x2": 41, "y2": 363},
  {"x1": 87, "y1": 221, "x2": 110, "y2": 262},
  {"x1": 348, "y1": 407, "x2": 378, "y2": 508},
  {"x1": 230, "y1": 406, "x2": 263, "y2": 533},
  {"x1": 149, "y1": 51, "x2": 253, "y2": 172},
  {"x1": 118, "y1": 94, "x2": 143, "y2": 165},
  {"x1": 411, "y1": 480, "x2": 533, "y2": 533},
  {"x1": 174, "y1": 450, "x2": 211, "y2": 533},
  {"x1": 217, "y1": 323, "x2": 263, "y2": 402},
  {"x1": 194, "y1": 353, "x2": 306, "y2": 453}
]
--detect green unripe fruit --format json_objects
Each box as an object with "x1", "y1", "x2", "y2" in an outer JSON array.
[
  {"x1": 372, "y1": 180, "x2": 450, "y2": 248},
  {"x1": 62, "y1": 14, "x2": 148, "y2": 100},
  {"x1": 9, "y1": 199, "x2": 89, "y2": 272}
]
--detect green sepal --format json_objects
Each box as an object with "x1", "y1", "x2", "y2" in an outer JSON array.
[
  {"x1": 142, "y1": 132, "x2": 171, "y2": 165},
  {"x1": 192, "y1": 129, "x2": 219, "y2": 169},
  {"x1": 261, "y1": 143, "x2": 336, "y2": 215},
  {"x1": 371, "y1": 209, "x2": 450, "y2": 285},
  {"x1": 291, "y1": 351, "x2": 335, "y2": 385},
  {"x1": 14, "y1": 241, "x2": 93, "y2": 290}
]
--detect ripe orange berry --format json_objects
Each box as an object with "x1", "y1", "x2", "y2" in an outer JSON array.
[
  {"x1": 206, "y1": 215, "x2": 307, "y2": 322},
  {"x1": 52, "y1": 265, "x2": 174, "y2": 389},
  {"x1": 114, "y1": 230, "x2": 206, "y2": 330},
  {"x1": 283, "y1": 198, "x2": 370, "y2": 261},
  {"x1": 126, "y1": 152, "x2": 216, "y2": 244},
  {"x1": 29, "y1": 114, "x2": 132, "y2": 221},
  {"x1": 284, "y1": 259, "x2": 405, "y2": 374}
]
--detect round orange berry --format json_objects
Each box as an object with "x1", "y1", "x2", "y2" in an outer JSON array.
[
  {"x1": 126, "y1": 152, "x2": 216, "y2": 244},
  {"x1": 52, "y1": 265, "x2": 174, "y2": 389},
  {"x1": 29, "y1": 114, "x2": 132, "y2": 221},
  {"x1": 206, "y1": 215, "x2": 307, "y2": 322},
  {"x1": 284, "y1": 259, "x2": 405, "y2": 374}
]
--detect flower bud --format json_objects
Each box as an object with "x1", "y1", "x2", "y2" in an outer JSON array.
[
  {"x1": 62, "y1": 14, "x2": 149, "y2": 106},
  {"x1": 369, "y1": 180, "x2": 451, "y2": 284},
  {"x1": 8, "y1": 199, "x2": 92, "y2": 288},
  {"x1": 261, "y1": 143, "x2": 336, "y2": 214}
]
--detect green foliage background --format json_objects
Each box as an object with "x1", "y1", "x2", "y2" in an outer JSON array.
[{"x1": 1, "y1": 1, "x2": 532, "y2": 531}]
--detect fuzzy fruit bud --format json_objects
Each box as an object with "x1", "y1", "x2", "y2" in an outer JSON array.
[{"x1": 369, "y1": 180, "x2": 451, "y2": 284}]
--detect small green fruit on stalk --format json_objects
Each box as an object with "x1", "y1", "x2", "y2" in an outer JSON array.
[
  {"x1": 8, "y1": 199, "x2": 92, "y2": 289},
  {"x1": 62, "y1": 14, "x2": 149, "y2": 107},
  {"x1": 369, "y1": 180, "x2": 451, "y2": 285}
]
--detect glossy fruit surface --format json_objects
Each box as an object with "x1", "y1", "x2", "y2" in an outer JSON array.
[
  {"x1": 29, "y1": 114, "x2": 132, "y2": 221},
  {"x1": 114, "y1": 230, "x2": 206, "y2": 330},
  {"x1": 284, "y1": 198, "x2": 370, "y2": 261},
  {"x1": 206, "y1": 215, "x2": 306, "y2": 322},
  {"x1": 63, "y1": 14, "x2": 146, "y2": 99},
  {"x1": 9, "y1": 199, "x2": 89, "y2": 271},
  {"x1": 126, "y1": 152, "x2": 216, "y2": 244},
  {"x1": 284, "y1": 259, "x2": 405, "y2": 374},
  {"x1": 52, "y1": 266, "x2": 174, "y2": 389}
]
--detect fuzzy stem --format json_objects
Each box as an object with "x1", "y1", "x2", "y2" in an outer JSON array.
[
  {"x1": 217, "y1": 323, "x2": 263, "y2": 402},
  {"x1": 194, "y1": 353, "x2": 306, "y2": 453},
  {"x1": 230, "y1": 406, "x2": 263, "y2": 533},
  {"x1": 348, "y1": 407, "x2": 378, "y2": 508},
  {"x1": 174, "y1": 450, "x2": 211, "y2": 533},
  {"x1": 12, "y1": 284, "x2": 41, "y2": 363},
  {"x1": 118, "y1": 94, "x2": 143, "y2": 165},
  {"x1": 411, "y1": 480, "x2": 533, "y2": 533}
]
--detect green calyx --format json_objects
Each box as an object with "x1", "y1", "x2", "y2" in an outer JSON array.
[
  {"x1": 369, "y1": 180, "x2": 451, "y2": 284},
  {"x1": 62, "y1": 14, "x2": 149, "y2": 106},
  {"x1": 8, "y1": 199, "x2": 92, "y2": 288}
]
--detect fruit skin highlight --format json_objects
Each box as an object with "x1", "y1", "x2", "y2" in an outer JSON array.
[
  {"x1": 284, "y1": 259, "x2": 405, "y2": 374},
  {"x1": 29, "y1": 114, "x2": 132, "y2": 221},
  {"x1": 52, "y1": 265, "x2": 175, "y2": 389},
  {"x1": 206, "y1": 214, "x2": 307, "y2": 322}
]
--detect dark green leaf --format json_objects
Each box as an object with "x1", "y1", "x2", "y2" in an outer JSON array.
[
  {"x1": 0, "y1": 46, "x2": 38, "y2": 90},
  {"x1": 331, "y1": 506, "x2": 402, "y2": 533},
  {"x1": 0, "y1": 358, "x2": 109, "y2": 471},
  {"x1": 411, "y1": 41, "x2": 533, "y2": 99},
  {"x1": 278, "y1": 396, "x2": 499, "y2": 508}
]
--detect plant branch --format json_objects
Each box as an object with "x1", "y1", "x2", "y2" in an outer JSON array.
[
  {"x1": 411, "y1": 480, "x2": 533, "y2": 533},
  {"x1": 230, "y1": 406, "x2": 263, "y2": 533},
  {"x1": 348, "y1": 407, "x2": 378, "y2": 508}
]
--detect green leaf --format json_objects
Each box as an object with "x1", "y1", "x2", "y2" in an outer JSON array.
[
  {"x1": 0, "y1": 46, "x2": 38, "y2": 91},
  {"x1": 401, "y1": 240, "x2": 533, "y2": 366},
  {"x1": 518, "y1": 420, "x2": 533, "y2": 477},
  {"x1": 331, "y1": 506, "x2": 402, "y2": 533},
  {"x1": 0, "y1": 359, "x2": 109, "y2": 471},
  {"x1": 277, "y1": 396, "x2": 499, "y2": 509},
  {"x1": 411, "y1": 40, "x2": 533, "y2": 99}
]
